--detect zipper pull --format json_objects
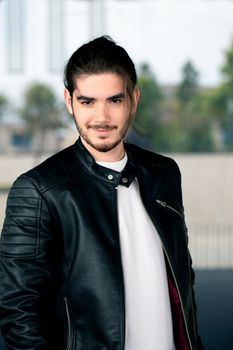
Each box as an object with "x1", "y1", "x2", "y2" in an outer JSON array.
[{"x1": 156, "y1": 199, "x2": 166, "y2": 207}]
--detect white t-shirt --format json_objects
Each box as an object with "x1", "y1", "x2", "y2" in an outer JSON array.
[{"x1": 97, "y1": 154, "x2": 175, "y2": 350}]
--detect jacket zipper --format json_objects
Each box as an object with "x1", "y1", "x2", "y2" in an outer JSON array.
[
  {"x1": 113, "y1": 187, "x2": 126, "y2": 350},
  {"x1": 162, "y1": 244, "x2": 193, "y2": 350},
  {"x1": 155, "y1": 199, "x2": 192, "y2": 349},
  {"x1": 156, "y1": 199, "x2": 184, "y2": 219},
  {"x1": 64, "y1": 297, "x2": 72, "y2": 350}
]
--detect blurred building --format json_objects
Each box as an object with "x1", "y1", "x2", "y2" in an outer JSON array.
[
  {"x1": 0, "y1": 0, "x2": 66, "y2": 103},
  {"x1": 0, "y1": 0, "x2": 108, "y2": 103},
  {"x1": 0, "y1": 0, "x2": 108, "y2": 153},
  {"x1": 0, "y1": 0, "x2": 80, "y2": 153}
]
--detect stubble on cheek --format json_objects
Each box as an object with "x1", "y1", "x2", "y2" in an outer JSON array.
[{"x1": 72, "y1": 106, "x2": 135, "y2": 153}]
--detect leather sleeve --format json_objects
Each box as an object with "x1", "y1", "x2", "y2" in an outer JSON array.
[
  {"x1": 181, "y1": 183, "x2": 204, "y2": 349},
  {"x1": 189, "y1": 254, "x2": 205, "y2": 349},
  {"x1": 176, "y1": 163, "x2": 204, "y2": 349},
  {"x1": 0, "y1": 175, "x2": 57, "y2": 350}
]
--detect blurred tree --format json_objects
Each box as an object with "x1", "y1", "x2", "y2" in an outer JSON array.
[
  {"x1": 222, "y1": 38, "x2": 233, "y2": 86},
  {"x1": 213, "y1": 38, "x2": 233, "y2": 150},
  {"x1": 20, "y1": 82, "x2": 66, "y2": 159},
  {"x1": 175, "y1": 60, "x2": 215, "y2": 152},
  {"x1": 134, "y1": 63, "x2": 164, "y2": 150},
  {"x1": 0, "y1": 95, "x2": 10, "y2": 122},
  {"x1": 134, "y1": 60, "x2": 219, "y2": 153},
  {"x1": 176, "y1": 60, "x2": 199, "y2": 104},
  {"x1": 183, "y1": 93, "x2": 215, "y2": 152}
]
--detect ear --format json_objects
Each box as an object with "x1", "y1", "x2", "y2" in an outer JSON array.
[
  {"x1": 64, "y1": 88, "x2": 73, "y2": 115},
  {"x1": 132, "y1": 87, "x2": 140, "y2": 114}
]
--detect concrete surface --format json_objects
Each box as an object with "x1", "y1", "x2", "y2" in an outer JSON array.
[{"x1": 195, "y1": 269, "x2": 233, "y2": 350}]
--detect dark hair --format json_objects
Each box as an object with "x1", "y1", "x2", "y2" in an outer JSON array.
[{"x1": 63, "y1": 36, "x2": 137, "y2": 100}]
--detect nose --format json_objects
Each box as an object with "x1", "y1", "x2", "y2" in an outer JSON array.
[{"x1": 95, "y1": 103, "x2": 110, "y2": 122}]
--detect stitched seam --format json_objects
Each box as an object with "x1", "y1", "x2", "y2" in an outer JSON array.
[{"x1": 36, "y1": 191, "x2": 42, "y2": 255}]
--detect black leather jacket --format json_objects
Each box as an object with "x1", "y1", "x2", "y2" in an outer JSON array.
[{"x1": 0, "y1": 138, "x2": 202, "y2": 350}]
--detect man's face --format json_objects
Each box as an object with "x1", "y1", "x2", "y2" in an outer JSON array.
[{"x1": 64, "y1": 72, "x2": 140, "y2": 161}]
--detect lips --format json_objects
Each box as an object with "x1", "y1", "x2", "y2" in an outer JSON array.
[{"x1": 88, "y1": 124, "x2": 117, "y2": 131}]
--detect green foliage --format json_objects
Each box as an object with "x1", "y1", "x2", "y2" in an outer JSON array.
[
  {"x1": 221, "y1": 38, "x2": 233, "y2": 88},
  {"x1": 20, "y1": 82, "x2": 65, "y2": 133},
  {"x1": 179, "y1": 93, "x2": 215, "y2": 152},
  {"x1": 0, "y1": 95, "x2": 9, "y2": 121},
  {"x1": 0, "y1": 184, "x2": 10, "y2": 192},
  {"x1": 176, "y1": 61, "x2": 199, "y2": 104},
  {"x1": 210, "y1": 38, "x2": 233, "y2": 150},
  {"x1": 129, "y1": 41, "x2": 233, "y2": 152},
  {"x1": 18, "y1": 82, "x2": 68, "y2": 158},
  {"x1": 134, "y1": 63, "x2": 164, "y2": 148},
  {"x1": 175, "y1": 60, "x2": 215, "y2": 152},
  {"x1": 135, "y1": 60, "x2": 216, "y2": 153}
]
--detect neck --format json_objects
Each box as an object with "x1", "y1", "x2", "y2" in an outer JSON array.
[{"x1": 81, "y1": 138, "x2": 125, "y2": 162}]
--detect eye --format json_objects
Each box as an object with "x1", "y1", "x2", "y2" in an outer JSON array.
[
  {"x1": 110, "y1": 98, "x2": 122, "y2": 104},
  {"x1": 81, "y1": 100, "x2": 93, "y2": 105}
]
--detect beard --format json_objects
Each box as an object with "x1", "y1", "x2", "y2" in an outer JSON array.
[{"x1": 74, "y1": 113, "x2": 135, "y2": 153}]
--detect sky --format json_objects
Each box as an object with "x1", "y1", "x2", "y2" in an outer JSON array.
[
  {"x1": 66, "y1": 0, "x2": 233, "y2": 86},
  {"x1": 1, "y1": 0, "x2": 233, "y2": 105}
]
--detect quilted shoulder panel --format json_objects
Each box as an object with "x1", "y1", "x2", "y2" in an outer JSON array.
[{"x1": 0, "y1": 176, "x2": 42, "y2": 257}]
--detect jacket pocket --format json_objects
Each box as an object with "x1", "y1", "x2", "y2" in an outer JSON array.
[
  {"x1": 155, "y1": 199, "x2": 184, "y2": 219},
  {"x1": 156, "y1": 198, "x2": 189, "y2": 244}
]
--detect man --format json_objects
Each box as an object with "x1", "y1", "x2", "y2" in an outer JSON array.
[
  {"x1": 0, "y1": 36, "x2": 203, "y2": 350},
  {"x1": 0, "y1": 332, "x2": 7, "y2": 350}
]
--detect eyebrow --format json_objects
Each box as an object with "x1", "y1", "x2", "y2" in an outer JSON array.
[
  {"x1": 76, "y1": 95, "x2": 94, "y2": 102},
  {"x1": 76, "y1": 93, "x2": 126, "y2": 102},
  {"x1": 107, "y1": 93, "x2": 126, "y2": 101}
]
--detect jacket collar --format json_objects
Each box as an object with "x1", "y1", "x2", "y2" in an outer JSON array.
[{"x1": 73, "y1": 137, "x2": 137, "y2": 188}]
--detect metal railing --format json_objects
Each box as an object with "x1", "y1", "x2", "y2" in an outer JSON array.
[{"x1": 189, "y1": 222, "x2": 233, "y2": 269}]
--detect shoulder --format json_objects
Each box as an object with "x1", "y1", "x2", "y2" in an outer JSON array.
[
  {"x1": 15, "y1": 144, "x2": 78, "y2": 192},
  {"x1": 125, "y1": 142, "x2": 180, "y2": 172}
]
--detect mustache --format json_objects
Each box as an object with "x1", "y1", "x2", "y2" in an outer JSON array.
[{"x1": 88, "y1": 124, "x2": 117, "y2": 130}]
